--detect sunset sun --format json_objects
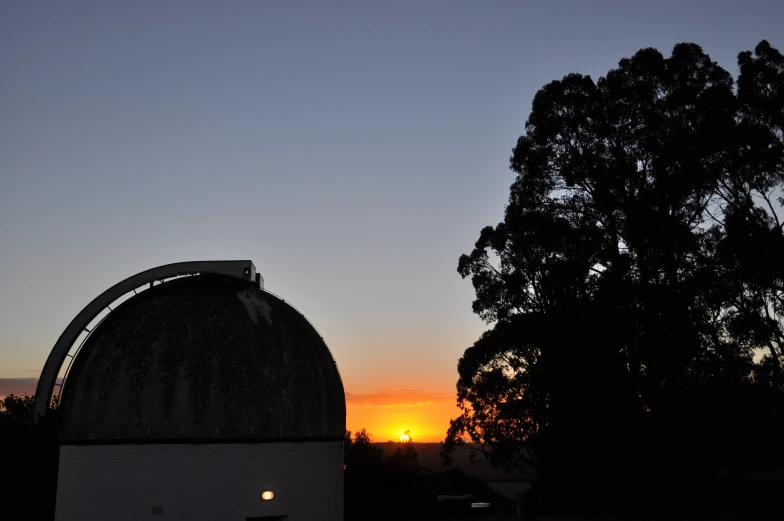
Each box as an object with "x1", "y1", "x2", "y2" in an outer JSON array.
[{"x1": 399, "y1": 432, "x2": 410, "y2": 442}]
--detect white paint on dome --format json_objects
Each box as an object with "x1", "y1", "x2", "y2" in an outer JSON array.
[{"x1": 236, "y1": 290, "x2": 273, "y2": 326}]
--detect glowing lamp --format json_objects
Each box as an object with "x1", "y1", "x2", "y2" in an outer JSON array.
[{"x1": 261, "y1": 491, "x2": 275, "y2": 501}]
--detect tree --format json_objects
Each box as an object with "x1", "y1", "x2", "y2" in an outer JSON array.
[
  {"x1": 1, "y1": 394, "x2": 61, "y2": 521},
  {"x1": 721, "y1": 40, "x2": 784, "y2": 379},
  {"x1": 344, "y1": 428, "x2": 384, "y2": 470},
  {"x1": 0, "y1": 393, "x2": 35, "y2": 424},
  {"x1": 343, "y1": 429, "x2": 391, "y2": 520},
  {"x1": 445, "y1": 40, "x2": 784, "y2": 516},
  {"x1": 386, "y1": 430, "x2": 418, "y2": 470}
]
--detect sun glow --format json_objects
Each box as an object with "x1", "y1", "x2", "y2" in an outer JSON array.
[{"x1": 399, "y1": 432, "x2": 410, "y2": 442}]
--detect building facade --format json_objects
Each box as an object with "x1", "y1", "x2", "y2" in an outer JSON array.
[{"x1": 37, "y1": 261, "x2": 345, "y2": 521}]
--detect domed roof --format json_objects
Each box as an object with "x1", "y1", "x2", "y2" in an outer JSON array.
[{"x1": 60, "y1": 274, "x2": 345, "y2": 442}]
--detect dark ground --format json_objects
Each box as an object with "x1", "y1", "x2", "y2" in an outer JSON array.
[{"x1": 376, "y1": 441, "x2": 530, "y2": 483}]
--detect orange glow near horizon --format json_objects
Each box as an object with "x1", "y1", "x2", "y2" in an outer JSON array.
[
  {"x1": 345, "y1": 389, "x2": 459, "y2": 443},
  {"x1": 0, "y1": 381, "x2": 463, "y2": 443}
]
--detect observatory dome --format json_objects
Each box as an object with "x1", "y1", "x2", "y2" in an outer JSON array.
[{"x1": 59, "y1": 274, "x2": 345, "y2": 441}]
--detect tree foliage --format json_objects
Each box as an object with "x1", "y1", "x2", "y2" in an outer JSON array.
[
  {"x1": 0, "y1": 393, "x2": 36, "y2": 424},
  {"x1": 0, "y1": 394, "x2": 60, "y2": 520},
  {"x1": 445, "y1": 40, "x2": 784, "y2": 516}
]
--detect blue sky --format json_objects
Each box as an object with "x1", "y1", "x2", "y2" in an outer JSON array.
[{"x1": 1, "y1": 1, "x2": 782, "y2": 420}]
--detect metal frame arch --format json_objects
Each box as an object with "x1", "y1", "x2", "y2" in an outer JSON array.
[{"x1": 34, "y1": 260, "x2": 258, "y2": 421}]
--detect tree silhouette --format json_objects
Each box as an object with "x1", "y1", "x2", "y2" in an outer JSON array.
[
  {"x1": 445, "y1": 40, "x2": 784, "y2": 518},
  {"x1": 1, "y1": 394, "x2": 60, "y2": 520},
  {"x1": 0, "y1": 393, "x2": 35, "y2": 423},
  {"x1": 343, "y1": 428, "x2": 429, "y2": 520},
  {"x1": 386, "y1": 430, "x2": 418, "y2": 470},
  {"x1": 344, "y1": 428, "x2": 384, "y2": 470}
]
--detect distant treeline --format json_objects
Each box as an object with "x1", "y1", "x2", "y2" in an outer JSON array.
[
  {"x1": 344, "y1": 429, "x2": 516, "y2": 520},
  {"x1": 376, "y1": 441, "x2": 527, "y2": 484}
]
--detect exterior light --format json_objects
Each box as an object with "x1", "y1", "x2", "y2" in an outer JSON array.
[{"x1": 261, "y1": 491, "x2": 274, "y2": 501}]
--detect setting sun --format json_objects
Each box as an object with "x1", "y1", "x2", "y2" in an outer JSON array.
[{"x1": 399, "y1": 433, "x2": 410, "y2": 442}]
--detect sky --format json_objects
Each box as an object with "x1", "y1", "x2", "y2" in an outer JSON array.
[{"x1": 1, "y1": 0, "x2": 782, "y2": 442}]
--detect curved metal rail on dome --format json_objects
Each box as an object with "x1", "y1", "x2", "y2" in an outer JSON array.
[{"x1": 34, "y1": 260, "x2": 258, "y2": 421}]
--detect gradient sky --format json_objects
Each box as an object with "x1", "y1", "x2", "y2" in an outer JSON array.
[{"x1": 1, "y1": 0, "x2": 782, "y2": 441}]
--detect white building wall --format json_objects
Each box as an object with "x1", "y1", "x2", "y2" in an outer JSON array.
[{"x1": 55, "y1": 441, "x2": 343, "y2": 521}]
